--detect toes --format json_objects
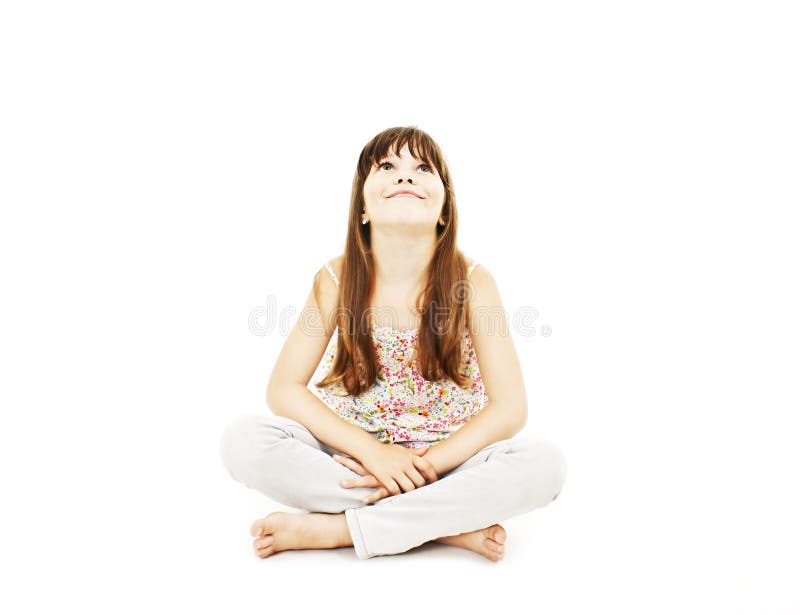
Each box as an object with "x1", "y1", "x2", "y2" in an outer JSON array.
[
  {"x1": 482, "y1": 524, "x2": 506, "y2": 545},
  {"x1": 484, "y1": 530, "x2": 505, "y2": 556},
  {"x1": 482, "y1": 533, "x2": 504, "y2": 553},
  {"x1": 250, "y1": 513, "x2": 278, "y2": 537},
  {"x1": 487, "y1": 540, "x2": 505, "y2": 559},
  {"x1": 255, "y1": 546, "x2": 275, "y2": 559},
  {"x1": 484, "y1": 547, "x2": 503, "y2": 561},
  {"x1": 489, "y1": 541, "x2": 504, "y2": 554},
  {"x1": 253, "y1": 536, "x2": 274, "y2": 550}
]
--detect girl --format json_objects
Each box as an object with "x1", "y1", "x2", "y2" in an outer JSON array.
[{"x1": 220, "y1": 126, "x2": 567, "y2": 561}]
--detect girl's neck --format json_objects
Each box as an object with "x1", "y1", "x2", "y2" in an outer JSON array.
[{"x1": 370, "y1": 228, "x2": 437, "y2": 288}]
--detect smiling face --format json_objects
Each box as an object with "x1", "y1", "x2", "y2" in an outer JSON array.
[{"x1": 362, "y1": 143, "x2": 445, "y2": 229}]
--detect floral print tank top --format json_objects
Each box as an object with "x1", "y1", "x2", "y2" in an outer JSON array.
[{"x1": 307, "y1": 261, "x2": 489, "y2": 449}]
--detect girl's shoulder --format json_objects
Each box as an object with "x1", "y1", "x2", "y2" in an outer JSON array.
[
  {"x1": 322, "y1": 254, "x2": 344, "y2": 288},
  {"x1": 464, "y1": 255, "x2": 483, "y2": 279},
  {"x1": 311, "y1": 255, "x2": 344, "y2": 338}
]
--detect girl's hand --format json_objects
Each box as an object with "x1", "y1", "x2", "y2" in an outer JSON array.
[
  {"x1": 356, "y1": 442, "x2": 439, "y2": 497},
  {"x1": 333, "y1": 446, "x2": 439, "y2": 505}
]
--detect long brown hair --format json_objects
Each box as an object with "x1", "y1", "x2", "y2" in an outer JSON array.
[{"x1": 313, "y1": 126, "x2": 473, "y2": 396}]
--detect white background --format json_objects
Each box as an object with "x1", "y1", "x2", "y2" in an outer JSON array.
[{"x1": 1, "y1": 1, "x2": 798, "y2": 613}]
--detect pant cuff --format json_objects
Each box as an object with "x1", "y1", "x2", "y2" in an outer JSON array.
[{"x1": 345, "y1": 508, "x2": 370, "y2": 560}]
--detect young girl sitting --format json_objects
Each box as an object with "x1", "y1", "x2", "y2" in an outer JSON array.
[{"x1": 220, "y1": 126, "x2": 567, "y2": 561}]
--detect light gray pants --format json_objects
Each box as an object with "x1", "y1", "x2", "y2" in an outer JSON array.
[{"x1": 219, "y1": 413, "x2": 568, "y2": 560}]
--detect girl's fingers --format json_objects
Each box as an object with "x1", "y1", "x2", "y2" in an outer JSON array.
[
  {"x1": 331, "y1": 454, "x2": 355, "y2": 468},
  {"x1": 412, "y1": 455, "x2": 439, "y2": 483},
  {"x1": 332, "y1": 454, "x2": 367, "y2": 476},
  {"x1": 340, "y1": 474, "x2": 380, "y2": 488},
  {"x1": 363, "y1": 487, "x2": 389, "y2": 504}
]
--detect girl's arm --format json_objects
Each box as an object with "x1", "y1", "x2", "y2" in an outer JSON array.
[
  {"x1": 268, "y1": 384, "x2": 382, "y2": 461},
  {"x1": 426, "y1": 264, "x2": 528, "y2": 474},
  {"x1": 424, "y1": 402, "x2": 525, "y2": 475},
  {"x1": 267, "y1": 263, "x2": 382, "y2": 460}
]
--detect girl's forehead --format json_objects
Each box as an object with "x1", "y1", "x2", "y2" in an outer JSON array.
[
  {"x1": 377, "y1": 143, "x2": 427, "y2": 161},
  {"x1": 381, "y1": 143, "x2": 411, "y2": 157}
]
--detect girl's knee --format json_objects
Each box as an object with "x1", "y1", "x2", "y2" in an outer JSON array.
[
  {"x1": 220, "y1": 414, "x2": 254, "y2": 473},
  {"x1": 514, "y1": 437, "x2": 568, "y2": 503},
  {"x1": 219, "y1": 413, "x2": 284, "y2": 475}
]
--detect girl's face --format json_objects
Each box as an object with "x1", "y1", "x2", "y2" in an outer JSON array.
[{"x1": 362, "y1": 143, "x2": 445, "y2": 230}]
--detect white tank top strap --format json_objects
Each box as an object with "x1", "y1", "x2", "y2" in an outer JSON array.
[
  {"x1": 323, "y1": 262, "x2": 340, "y2": 288},
  {"x1": 467, "y1": 261, "x2": 479, "y2": 277}
]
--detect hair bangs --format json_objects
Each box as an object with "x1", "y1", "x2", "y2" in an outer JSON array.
[{"x1": 360, "y1": 127, "x2": 443, "y2": 177}]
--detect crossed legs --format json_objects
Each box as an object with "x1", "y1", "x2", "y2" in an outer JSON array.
[{"x1": 220, "y1": 413, "x2": 566, "y2": 560}]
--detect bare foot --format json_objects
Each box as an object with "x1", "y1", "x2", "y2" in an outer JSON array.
[
  {"x1": 434, "y1": 523, "x2": 507, "y2": 561},
  {"x1": 250, "y1": 512, "x2": 350, "y2": 558}
]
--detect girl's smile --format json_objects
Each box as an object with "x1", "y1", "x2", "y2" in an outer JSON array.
[{"x1": 386, "y1": 189, "x2": 424, "y2": 198}]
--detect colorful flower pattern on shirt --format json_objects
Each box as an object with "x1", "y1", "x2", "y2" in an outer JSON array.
[{"x1": 308, "y1": 322, "x2": 489, "y2": 449}]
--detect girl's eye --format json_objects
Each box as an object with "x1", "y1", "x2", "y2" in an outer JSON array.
[{"x1": 377, "y1": 161, "x2": 433, "y2": 173}]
